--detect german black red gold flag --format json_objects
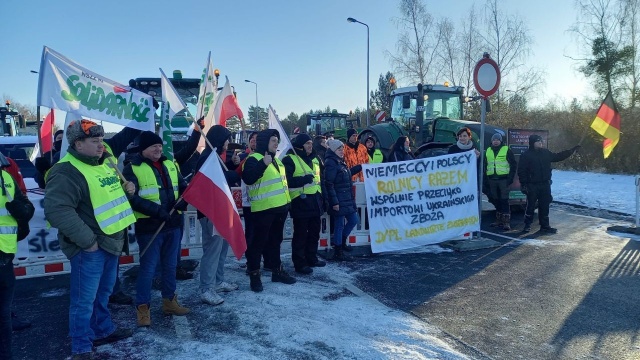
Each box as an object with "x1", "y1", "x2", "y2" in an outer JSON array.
[{"x1": 590, "y1": 92, "x2": 620, "y2": 158}]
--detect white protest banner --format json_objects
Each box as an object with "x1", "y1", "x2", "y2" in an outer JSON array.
[
  {"x1": 37, "y1": 46, "x2": 155, "y2": 131},
  {"x1": 362, "y1": 150, "x2": 480, "y2": 253}
]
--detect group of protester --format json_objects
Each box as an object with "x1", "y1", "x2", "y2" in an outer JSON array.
[{"x1": 0, "y1": 115, "x2": 579, "y2": 359}]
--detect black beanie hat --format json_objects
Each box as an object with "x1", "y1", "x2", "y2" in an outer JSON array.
[
  {"x1": 134, "y1": 131, "x2": 163, "y2": 153},
  {"x1": 347, "y1": 128, "x2": 358, "y2": 139},
  {"x1": 293, "y1": 133, "x2": 312, "y2": 149}
]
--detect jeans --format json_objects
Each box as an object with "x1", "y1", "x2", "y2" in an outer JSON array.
[
  {"x1": 291, "y1": 217, "x2": 321, "y2": 269},
  {"x1": 246, "y1": 211, "x2": 287, "y2": 272},
  {"x1": 332, "y1": 212, "x2": 359, "y2": 246},
  {"x1": 0, "y1": 257, "x2": 15, "y2": 360},
  {"x1": 199, "y1": 218, "x2": 229, "y2": 292},
  {"x1": 136, "y1": 228, "x2": 181, "y2": 305},
  {"x1": 69, "y1": 248, "x2": 118, "y2": 355}
]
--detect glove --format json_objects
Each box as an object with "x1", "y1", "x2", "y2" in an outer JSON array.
[
  {"x1": 351, "y1": 164, "x2": 362, "y2": 174},
  {"x1": 156, "y1": 208, "x2": 172, "y2": 223},
  {"x1": 572, "y1": 145, "x2": 581, "y2": 153},
  {"x1": 173, "y1": 198, "x2": 189, "y2": 212},
  {"x1": 35, "y1": 157, "x2": 52, "y2": 173},
  {"x1": 303, "y1": 174, "x2": 315, "y2": 184},
  {"x1": 5, "y1": 200, "x2": 34, "y2": 222},
  {"x1": 196, "y1": 116, "x2": 204, "y2": 131},
  {"x1": 520, "y1": 184, "x2": 528, "y2": 195}
]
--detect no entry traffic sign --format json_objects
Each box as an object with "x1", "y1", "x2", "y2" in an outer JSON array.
[{"x1": 473, "y1": 54, "x2": 501, "y2": 98}]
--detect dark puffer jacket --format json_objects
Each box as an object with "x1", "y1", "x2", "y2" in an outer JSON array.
[
  {"x1": 323, "y1": 149, "x2": 360, "y2": 216},
  {"x1": 517, "y1": 134, "x2": 575, "y2": 184}
]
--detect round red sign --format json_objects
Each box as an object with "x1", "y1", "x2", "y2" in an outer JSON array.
[{"x1": 473, "y1": 57, "x2": 501, "y2": 98}]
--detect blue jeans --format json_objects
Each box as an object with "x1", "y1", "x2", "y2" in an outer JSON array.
[
  {"x1": 136, "y1": 228, "x2": 181, "y2": 305},
  {"x1": 333, "y1": 212, "x2": 359, "y2": 246},
  {"x1": 0, "y1": 256, "x2": 15, "y2": 360},
  {"x1": 69, "y1": 248, "x2": 118, "y2": 355},
  {"x1": 199, "y1": 218, "x2": 229, "y2": 292}
]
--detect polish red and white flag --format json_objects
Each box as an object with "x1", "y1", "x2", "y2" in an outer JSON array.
[
  {"x1": 212, "y1": 76, "x2": 244, "y2": 127},
  {"x1": 182, "y1": 152, "x2": 246, "y2": 259}
]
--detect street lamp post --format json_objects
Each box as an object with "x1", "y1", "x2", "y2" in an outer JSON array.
[
  {"x1": 244, "y1": 79, "x2": 258, "y2": 130},
  {"x1": 347, "y1": 17, "x2": 370, "y2": 127}
]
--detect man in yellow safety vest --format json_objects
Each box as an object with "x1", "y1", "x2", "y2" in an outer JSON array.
[
  {"x1": 484, "y1": 133, "x2": 517, "y2": 230},
  {"x1": 44, "y1": 119, "x2": 137, "y2": 359}
]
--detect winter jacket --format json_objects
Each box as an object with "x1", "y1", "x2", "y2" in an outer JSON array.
[
  {"x1": 324, "y1": 149, "x2": 361, "y2": 216},
  {"x1": 282, "y1": 149, "x2": 324, "y2": 219},
  {"x1": 518, "y1": 139, "x2": 575, "y2": 185},
  {"x1": 44, "y1": 148, "x2": 128, "y2": 259},
  {"x1": 484, "y1": 145, "x2": 517, "y2": 183},
  {"x1": 391, "y1": 149, "x2": 414, "y2": 162},
  {"x1": 174, "y1": 129, "x2": 201, "y2": 178},
  {"x1": 343, "y1": 141, "x2": 368, "y2": 182},
  {"x1": 123, "y1": 153, "x2": 187, "y2": 234},
  {"x1": 241, "y1": 129, "x2": 289, "y2": 214}
]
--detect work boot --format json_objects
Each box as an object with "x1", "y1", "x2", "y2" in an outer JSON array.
[
  {"x1": 523, "y1": 223, "x2": 532, "y2": 233},
  {"x1": 161, "y1": 295, "x2": 190, "y2": 316},
  {"x1": 540, "y1": 226, "x2": 557, "y2": 234},
  {"x1": 490, "y1": 212, "x2": 503, "y2": 227},
  {"x1": 249, "y1": 270, "x2": 263, "y2": 292},
  {"x1": 333, "y1": 247, "x2": 353, "y2": 262},
  {"x1": 93, "y1": 327, "x2": 133, "y2": 346},
  {"x1": 295, "y1": 266, "x2": 313, "y2": 275},
  {"x1": 178, "y1": 259, "x2": 199, "y2": 272},
  {"x1": 309, "y1": 259, "x2": 326, "y2": 267},
  {"x1": 136, "y1": 304, "x2": 151, "y2": 327},
  {"x1": 109, "y1": 291, "x2": 133, "y2": 305},
  {"x1": 272, "y1": 265, "x2": 297, "y2": 284},
  {"x1": 175, "y1": 267, "x2": 194, "y2": 280},
  {"x1": 502, "y1": 213, "x2": 511, "y2": 231},
  {"x1": 341, "y1": 236, "x2": 353, "y2": 252}
]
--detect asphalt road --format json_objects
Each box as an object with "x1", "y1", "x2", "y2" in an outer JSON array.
[
  {"x1": 9, "y1": 203, "x2": 640, "y2": 360},
  {"x1": 351, "y1": 204, "x2": 640, "y2": 360}
]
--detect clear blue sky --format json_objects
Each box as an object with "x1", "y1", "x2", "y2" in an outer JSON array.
[{"x1": 0, "y1": 0, "x2": 590, "y2": 123}]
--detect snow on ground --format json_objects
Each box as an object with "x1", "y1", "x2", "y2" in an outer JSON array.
[
  {"x1": 100, "y1": 256, "x2": 470, "y2": 360},
  {"x1": 552, "y1": 170, "x2": 638, "y2": 215}
]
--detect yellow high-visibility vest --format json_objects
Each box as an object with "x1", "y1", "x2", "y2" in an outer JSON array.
[
  {"x1": 245, "y1": 153, "x2": 290, "y2": 212},
  {"x1": 0, "y1": 171, "x2": 18, "y2": 254},
  {"x1": 368, "y1": 149, "x2": 384, "y2": 163},
  {"x1": 287, "y1": 154, "x2": 321, "y2": 200},
  {"x1": 59, "y1": 153, "x2": 136, "y2": 235},
  {"x1": 485, "y1": 146, "x2": 510, "y2": 176},
  {"x1": 131, "y1": 160, "x2": 179, "y2": 219}
]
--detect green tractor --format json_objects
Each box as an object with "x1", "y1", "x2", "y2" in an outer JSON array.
[
  {"x1": 306, "y1": 112, "x2": 361, "y2": 141},
  {"x1": 359, "y1": 83, "x2": 525, "y2": 209}
]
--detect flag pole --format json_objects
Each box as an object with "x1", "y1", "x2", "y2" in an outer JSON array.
[
  {"x1": 36, "y1": 106, "x2": 43, "y2": 157},
  {"x1": 139, "y1": 196, "x2": 182, "y2": 258}
]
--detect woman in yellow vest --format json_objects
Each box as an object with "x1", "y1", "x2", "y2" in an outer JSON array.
[
  {"x1": 44, "y1": 120, "x2": 137, "y2": 358},
  {"x1": 282, "y1": 134, "x2": 326, "y2": 275},
  {"x1": 0, "y1": 168, "x2": 34, "y2": 360},
  {"x1": 242, "y1": 129, "x2": 296, "y2": 292},
  {"x1": 122, "y1": 131, "x2": 190, "y2": 327}
]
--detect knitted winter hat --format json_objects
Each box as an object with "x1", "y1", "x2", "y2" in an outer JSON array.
[
  {"x1": 66, "y1": 119, "x2": 104, "y2": 145},
  {"x1": 347, "y1": 128, "x2": 358, "y2": 139},
  {"x1": 491, "y1": 133, "x2": 502, "y2": 142},
  {"x1": 327, "y1": 139, "x2": 344, "y2": 153},
  {"x1": 292, "y1": 133, "x2": 312, "y2": 149},
  {"x1": 133, "y1": 131, "x2": 163, "y2": 153}
]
